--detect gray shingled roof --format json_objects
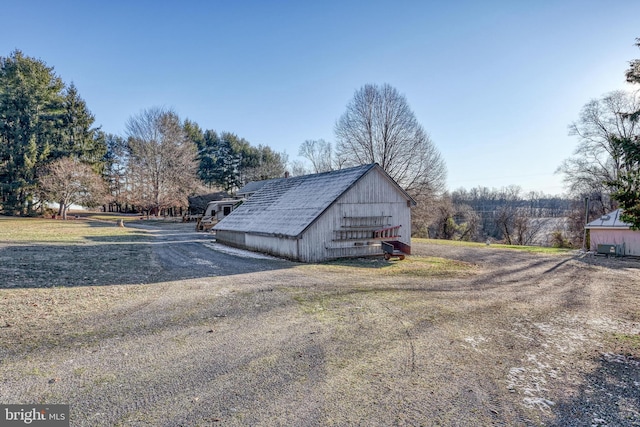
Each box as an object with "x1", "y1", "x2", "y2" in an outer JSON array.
[
  {"x1": 585, "y1": 209, "x2": 631, "y2": 228},
  {"x1": 236, "y1": 179, "x2": 277, "y2": 197},
  {"x1": 214, "y1": 164, "x2": 410, "y2": 238}
]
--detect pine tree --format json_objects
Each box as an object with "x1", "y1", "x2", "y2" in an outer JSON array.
[
  {"x1": 611, "y1": 38, "x2": 640, "y2": 228},
  {"x1": 0, "y1": 50, "x2": 65, "y2": 214},
  {"x1": 55, "y1": 83, "x2": 106, "y2": 172}
]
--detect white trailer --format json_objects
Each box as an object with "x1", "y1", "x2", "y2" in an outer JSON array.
[{"x1": 196, "y1": 198, "x2": 244, "y2": 231}]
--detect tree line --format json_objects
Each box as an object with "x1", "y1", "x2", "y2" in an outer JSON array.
[
  {"x1": 1, "y1": 59, "x2": 449, "y2": 226},
  {"x1": 0, "y1": 51, "x2": 105, "y2": 217},
  {"x1": 4, "y1": 40, "x2": 637, "y2": 246},
  {"x1": 0, "y1": 50, "x2": 287, "y2": 219}
]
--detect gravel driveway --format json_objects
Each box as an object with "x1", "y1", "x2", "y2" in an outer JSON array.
[{"x1": 1, "y1": 223, "x2": 639, "y2": 426}]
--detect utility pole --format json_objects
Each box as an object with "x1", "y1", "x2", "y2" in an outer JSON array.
[{"x1": 582, "y1": 197, "x2": 590, "y2": 251}]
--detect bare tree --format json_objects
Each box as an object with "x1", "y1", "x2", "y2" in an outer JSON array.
[
  {"x1": 514, "y1": 215, "x2": 548, "y2": 246},
  {"x1": 411, "y1": 191, "x2": 480, "y2": 240},
  {"x1": 298, "y1": 139, "x2": 340, "y2": 173},
  {"x1": 411, "y1": 192, "x2": 442, "y2": 237},
  {"x1": 288, "y1": 159, "x2": 310, "y2": 177},
  {"x1": 334, "y1": 83, "x2": 447, "y2": 196},
  {"x1": 495, "y1": 205, "x2": 547, "y2": 246},
  {"x1": 495, "y1": 205, "x2": 516, "y2": 245},
  {"x1": 558, "y1": 90, "x2": 640, "y2": 203},
  {"x1": 125, "y1": 107, "x2": 198, "y2": 215},
  {"x1": 38, "y1": 157, "x2": 106, "y2": 219}
]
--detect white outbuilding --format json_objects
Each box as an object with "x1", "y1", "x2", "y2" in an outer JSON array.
[
  {"x1": 213, "y1": 163, "x2": 416, "y2": 262},
  {"x1": 585, "y1": 209, "x2": 640, "y2": 256}
]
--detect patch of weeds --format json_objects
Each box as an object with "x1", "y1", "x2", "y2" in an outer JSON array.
[
  {"x1": 25, "y1": 366, "x2": 48, "y2": 377},
  {"x1": 297, "y1": 255, "x2": 477, "y2": 279},
  {"x1": 304, "y1": 255, "x2": 476, "y2": 278},
  {"x1": 414, "y1": 238, "x2": 573, "y2": 254},
  {"x1": 383, "y1": 256, "x2": 476, "y2": 278},
  {"x1": 73, "y1": 367, "x2": 87, "y2": 376},
  {"x1": 93, "y1": 373, "x2": 118, "y2": 384},
  {"x1": 611, "y1": 332, "x2": 640, "y2": 356},
  {"x1": 291, "y1": 293, "x2": 335, "y2": 320},
  {"x1": 244, "y1": 354, "x2": 279, "y2": 374}
]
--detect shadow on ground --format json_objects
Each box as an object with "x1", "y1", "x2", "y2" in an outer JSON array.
[
  {"x1": 573, "y1": 253, "x2": 640, "y2": 270},
  {"x1": 548, "y1": 353, "x2": 640, "y2": 426},
  {"x1": 0, "y1": 235, "x2": 295, "y2": 288}
]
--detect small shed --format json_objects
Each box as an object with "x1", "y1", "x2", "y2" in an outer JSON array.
[
  {"x1": 213, "y1": 163, "x2": 416, "y2": 262},
  {"x1": 585, "y1": 209, "x2": 640, "y2": 256}
]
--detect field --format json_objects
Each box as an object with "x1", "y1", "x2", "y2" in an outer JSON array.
[{"x1": 0, "y1": 217, "x2": 639, "y2": 426}]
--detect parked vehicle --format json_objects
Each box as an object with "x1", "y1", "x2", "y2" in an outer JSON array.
[{"x1": 196, "y1": 198, "x2": 244, "y2": 231}]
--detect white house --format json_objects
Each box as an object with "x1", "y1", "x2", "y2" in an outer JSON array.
[{"x1": 213, "y1": 164, "x2": 416, "y2": 262}]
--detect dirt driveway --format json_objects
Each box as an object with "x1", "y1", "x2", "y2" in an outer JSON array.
[{"x1": 1, "y1": 223, "x2": 639, "y2": 426}]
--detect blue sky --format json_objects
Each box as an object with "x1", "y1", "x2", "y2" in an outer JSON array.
[{"x1": 2, "y1": 1, "x2": 639, "y2": 195}]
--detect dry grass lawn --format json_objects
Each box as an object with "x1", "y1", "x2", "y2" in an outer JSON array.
[{"x1": 0, "y1": 218, "x2": 639, "y2": 426}]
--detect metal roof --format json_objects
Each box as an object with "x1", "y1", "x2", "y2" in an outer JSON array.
[
  {"x1": 214, "y1": 164, "x2": 413, "y2": 238},
  {"x1": 585, "y1": 209, "x2": 631, "y2": 229}
]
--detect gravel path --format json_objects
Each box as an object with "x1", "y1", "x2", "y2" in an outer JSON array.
[{"x1": 1, "y1": 223, "x2": 639, "y2": 426}]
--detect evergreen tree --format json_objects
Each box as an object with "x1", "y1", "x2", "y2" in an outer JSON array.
[
  {"x1": 611, "y1": 136, "x2": 640, "y2": 228},
  {"x1": 213, "y1": 132, "x2": 242, "y2": 192},
  {"x1": 626, "y1": 37, "x2": 640, "y2": 121},
  {"x1": 611, "y1": 38, "x2": 640, "y2": 228},
  {"x1": 55, "y1": 83, "x2": 106, "y2": 172},
  {"x1": 197, "y1": 130, "x2": 220, "y2": 188},
  {"x1": 183, "y1": 119, "x2": 205, "y2": 151},
  {"x1": 0, "y1": 50, "x2": 65, "y2": 214},
  {"x1": 196, "y1": 129, "x2": 286, "y2": 191}
]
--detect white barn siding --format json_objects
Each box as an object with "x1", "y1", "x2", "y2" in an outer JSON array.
[
  {"x1": 245, "y1": 234, "x2": 298, "y2": 259},
  {"x1": 299, "y1": 209, "x2": 382, "y2": 262},
  {"x1": 297, "y1": 169, "x2": 412, "y2": 262},
  {"x1": 213, "y1": 164, "x2": 415, "y2": 263},
  {"x1": 215, "y1": 230, "x2": 246, "y2": 248},
  {"x1": 338, "y1": 168, "x2": 411, "y2": 247},
  {"x1": 590, "y1": 229, "x2": 640, "y2": 256}
]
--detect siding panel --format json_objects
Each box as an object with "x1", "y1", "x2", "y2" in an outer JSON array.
[
  {"x1": 590, "y1": 229, "x2": 640, "y2": 256},
  {"x1": 245, "y1": 235, "x2": 298, "y2": 260}
]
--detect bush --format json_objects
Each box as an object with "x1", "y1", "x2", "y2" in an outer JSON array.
[{"x1": 551, "y1": 230, "x2": 573, "y2": 248}]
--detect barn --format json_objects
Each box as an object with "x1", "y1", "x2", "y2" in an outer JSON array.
[
  {"x1": 585, "y1": 209, "x2": 640, "y2": 256},
  {"x1": 213, "y1": 163, "x2": 416, "y2": 262}
]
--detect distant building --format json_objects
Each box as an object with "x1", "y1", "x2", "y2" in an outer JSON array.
[
  {"x1": 236, "y1": 179, "x2": 278, "y2": 199},
  {"x1": 585, "y1": 209, "x2": 640, "y2": 256},
  {"x1": 213, "y1": 164, "x2": 416, "y2": 262}
]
